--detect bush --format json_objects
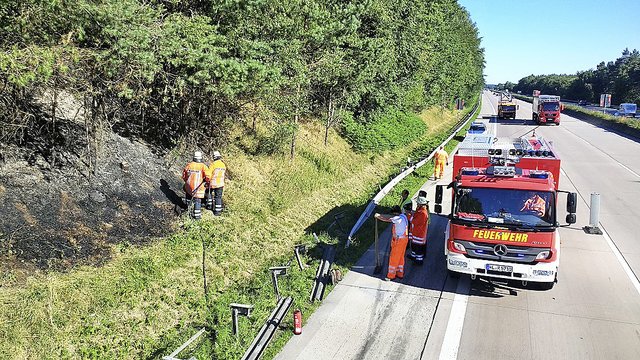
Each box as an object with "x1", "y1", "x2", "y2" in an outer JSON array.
[{"x1": 342, "y1": 107, "x2": 427, "y2": 153}]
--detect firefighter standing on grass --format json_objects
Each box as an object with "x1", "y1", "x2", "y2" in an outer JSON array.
[
  {"x1": 409, "y1": 196, "x2": 429, "y2": 264},
  {"x1": 182, "y1": 151, "x2": 208, "y2": 219},
  {"x1": 433, "y1": 146, "x2": 449, "y2": 180},
  {"x1": 375, "y1": 205, "x2": 409, "y2": 281},
  {"x1": 206, "y1": 151, "x2": 226, "y2": 216}
]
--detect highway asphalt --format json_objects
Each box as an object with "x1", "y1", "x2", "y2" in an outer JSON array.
[{"x1": 276, "y1": 91, "x2": 640, "y2": 360}]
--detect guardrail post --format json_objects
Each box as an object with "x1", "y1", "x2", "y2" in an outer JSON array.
[
  {"x1": 583, "y1": 192, "x2": 603, "y2": 235},
  {"x1": 294, "y1": 245, "x2": 306, "y2": 270},
  {"x1": 269, "y1": 266, "x2": 288, "y2": 300},
  {"x1": 230, "y1": 303, "x2": 253, "y2": 337}
]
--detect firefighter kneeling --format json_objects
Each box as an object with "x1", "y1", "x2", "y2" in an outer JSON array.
[{"x1": 409, "y1": 196, "x2": 429, "y2": 264}]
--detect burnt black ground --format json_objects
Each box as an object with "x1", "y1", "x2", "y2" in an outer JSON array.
[{"x1": 0, "y1": 130, "x2": 184, "y2": 271}]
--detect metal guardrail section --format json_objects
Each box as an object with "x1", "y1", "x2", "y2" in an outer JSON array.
[
  {"x1": 241, "y1": 296, "x2": 293, "y2": 360},
  {"x1": 346, "y1": 100, "x2": 480, "y2": 247},
  {"x1": 162, "y1": 328, "x2": 207, "y2": 360},
  {"x1": 310, "y1": 245, "x2": 336, "y2": 302}
]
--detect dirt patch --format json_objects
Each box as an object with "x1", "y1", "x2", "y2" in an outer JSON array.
[{"x1": 0, "y1": 129, "x2": 184, "y2": 272}]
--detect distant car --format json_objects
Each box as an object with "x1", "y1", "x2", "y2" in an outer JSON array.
[
  {"x1": 578, "y1": 100, "x2": 589, "y2": 106},
  {"x1": 468, "y1": 121, "x2": 487, "y2": 134}
]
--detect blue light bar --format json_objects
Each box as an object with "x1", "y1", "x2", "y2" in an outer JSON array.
[
  {"x1": 461, "y1": 168, "x2": 480, "y2": 176},
  {"x1": 529, "y1": 171, "x2": 549, "y2": 179}
]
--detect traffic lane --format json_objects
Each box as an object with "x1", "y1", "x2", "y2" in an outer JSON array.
[
  {"x1": 490, "y1": 92, "x2": 640, "y2": 293},
  {"x1": 456, "y1": 94, "x2": 640, "y2": 360},
  {"x1": 497, "y1": 95, "x2": 640, "y2": 274},
  {"x1": 277, "y1": 105, "x2": 479, "y2": 360},
  {"x1": 276, "y1": 208, "x2": 452, "y2": 360},
  {"x1": 457, "y1": 184, "x2": 640, "y2": 359},
  {"x1": 481, "y1": 90, "x2": 498, "y2": 117},
  {"x1": 532, "y1": 115, "x2": 640, "y2": 274},
  {"x1": 556, "y1": 113, "x2": 640, "y2": 176}
]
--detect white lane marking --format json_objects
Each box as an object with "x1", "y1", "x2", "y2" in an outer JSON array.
[
  {"x1": 560, "y1": 126, "x2": 640, "y2": 179},
  {"x1": 482, "y1": 92, "x2": 498, "y2": 135},
  {"x1": 438, "y1": 276, "x2": 471, "y2": 360},
  {"x1": 560, "y1": 168, "x2": 640, "y2": 296},
  {"x1": 618, "y1": 162, "x2": 640, "y2": 178},
  {"x1": 601, "y1": 228, "x2": 640, "y2": 296}
]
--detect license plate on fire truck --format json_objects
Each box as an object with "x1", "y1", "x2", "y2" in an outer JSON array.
[{"x1": 486, "y1": 264, "x2": 513, "y2": 272}]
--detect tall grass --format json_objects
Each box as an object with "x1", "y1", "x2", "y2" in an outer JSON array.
[{"x1": 0, "y1": 103, "x2": 477, "y2": 359}]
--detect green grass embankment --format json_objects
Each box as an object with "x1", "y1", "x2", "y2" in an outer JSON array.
[{"x1": 0, "y1": 100, "x2": 478, "y2": 359}]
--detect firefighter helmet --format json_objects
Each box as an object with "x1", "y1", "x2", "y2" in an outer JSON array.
[{"x1": 193, "y1": 151, "x2": 203, "y2": 162}]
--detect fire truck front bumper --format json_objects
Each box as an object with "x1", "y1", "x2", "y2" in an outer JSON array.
[{"x1": 447, "y1": 253, "x2": 557, "y2": 283}]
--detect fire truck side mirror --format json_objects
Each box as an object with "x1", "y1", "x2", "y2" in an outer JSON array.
[
  {"x1": 566, "y1": 192, "x2": 577, "y2": 214},
  {"x1": 561, "y1": 104, "x2": 565, "y2": 111},
  {"x1": 517, "y1": 105, "x2": 520, "y2": 110},
  {"x1": 434, "y1": 185, "x2": 444, "y2": 214},
  {"x1": 566, "y1": 214, "x2": 576, "y2": 224}
]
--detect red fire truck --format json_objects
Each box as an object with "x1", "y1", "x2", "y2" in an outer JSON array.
[
  {"x1": 532, "y1": 90, "x2": 564, "y2": 125},
  {"x1": 434, "y1": 133, "x2": 577, "y2": 289}
]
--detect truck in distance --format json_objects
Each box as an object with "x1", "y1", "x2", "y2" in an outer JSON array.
[
  {"x1": 532, "y1": 90, "x2": 564, "y2": 125},
  {"x1": 497, "y1": 93, "x2": 518, "y2": 119},
  {"x1": 433, "y1": 133, "x2": 577, "y2": 290}
]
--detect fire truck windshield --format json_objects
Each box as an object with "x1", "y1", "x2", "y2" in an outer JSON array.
[
  {"x1": 542, "y1": 103, "x2": 559, "y2": 111},
  {"x1": 455, "y1": 188, "x2": 555, "y2": 228}
]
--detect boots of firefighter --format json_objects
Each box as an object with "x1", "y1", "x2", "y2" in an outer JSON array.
[
  {"x1": 213, "y1": 187, "x2": 224, "y2": 216},
  {"x1": 193, "y1": 198, "x2": 202, "y2": 220},
  {"x1": 205, "y1": 189, "x2": 213, "y2": 210}
]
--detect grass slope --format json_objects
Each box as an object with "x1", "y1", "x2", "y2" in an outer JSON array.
[{"x1": 0, "y1": 102, "x2": 477, "y2": 359}]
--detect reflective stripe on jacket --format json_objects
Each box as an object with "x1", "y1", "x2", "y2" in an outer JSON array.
[
  {"x1": 183, "y1": 162, "x2": 208, "y2": 198},
  {"x1": 207, "y1": 160, "x2": 226, "y2": 188},
  {"x1": 410, "y1": 207, "x2": 429, "y2": 244}
]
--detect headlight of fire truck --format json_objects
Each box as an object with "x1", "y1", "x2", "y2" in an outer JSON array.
[
  {"x1": 535, "y1": 250, "x2": 551, "y2": 260},
  {"x1": 452, "y1": 241, "x2": 467, "y2": 254}
]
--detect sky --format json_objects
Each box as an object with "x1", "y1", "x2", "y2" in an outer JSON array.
[{"x1": 458, "y1": 0, "x2": 640, "y2": 85}]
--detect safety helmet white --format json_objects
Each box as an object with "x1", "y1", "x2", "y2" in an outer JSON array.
[
  {"x1": 213, "y1": 151, "x2": 221, "y2": 159},
  {"x1": 193, "y1": 151, "x2": 203, "y2": 161}
]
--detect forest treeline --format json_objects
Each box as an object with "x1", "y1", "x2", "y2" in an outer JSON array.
[
  {"x1": 0, "y1": 0, "x2": 484, "y2": 164},
  {"x1": 498, "y1": 49, "x2": 640, "y2": 105}
]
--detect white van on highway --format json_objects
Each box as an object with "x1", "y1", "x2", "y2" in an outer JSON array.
[{"x1": 616, "y1": 103, "x2": 637, "y2": 117}]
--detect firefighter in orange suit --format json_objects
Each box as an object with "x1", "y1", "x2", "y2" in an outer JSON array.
[
  {"x1": 206, "y1": 150, "x2": 226, "y2": 216},
  {"x1": 375, "y1": 205, "x2": 409, "y2": 281},
  {"x1": 433, "y1": 146, "x2": 449, "y2": 179},
  {"x1": 182, "y1": 151, "x2": 208, "y2": 219},
  {"x1": 409, "y1": 196, "x2": 429, "y2": 264}
]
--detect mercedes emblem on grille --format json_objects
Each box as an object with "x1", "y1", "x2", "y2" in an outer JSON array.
[{"x1": 494, "y1": 244, "x2": 508, "y2": 256}]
